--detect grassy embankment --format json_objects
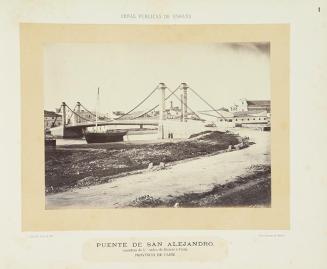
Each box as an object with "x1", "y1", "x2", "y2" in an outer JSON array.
[{"x1": 45, "y1": 131, "x2": 240, "y2": 194}]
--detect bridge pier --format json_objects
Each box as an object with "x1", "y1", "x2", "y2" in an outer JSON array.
[{"x1": 50, "y1": 125, "x2": 84, "y2": 138}]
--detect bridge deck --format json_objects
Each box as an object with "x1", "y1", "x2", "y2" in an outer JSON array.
[{"x1": 65, "y1": 120, "x2": 159, "y2": 128}]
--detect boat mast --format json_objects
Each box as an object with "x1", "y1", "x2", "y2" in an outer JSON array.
[{"x1": 95, "y1": 87, "x2": 99, "y2": 127}]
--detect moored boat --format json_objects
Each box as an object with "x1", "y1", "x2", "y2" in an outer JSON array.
[
  {"x1": 84, "y1": 129, "x2": 127, "y2": 143},
  {"x1": 84, "y1": 87, "x2": 127, "y2": 143}
]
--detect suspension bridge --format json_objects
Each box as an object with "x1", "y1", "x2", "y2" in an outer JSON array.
[{"x1": 49, "y1": 82, "x2": 228, "y2": 139}]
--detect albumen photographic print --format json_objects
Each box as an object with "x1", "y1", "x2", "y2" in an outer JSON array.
[
  {"x1": 2, "y1": 1, "x2": 326, "y2": 268},
  {"x1": 43, "y1": 42, "x2": 271, "y2": 209},
  {"x1": 21, "y1": 24, "x2": 289, "y2": 231}
]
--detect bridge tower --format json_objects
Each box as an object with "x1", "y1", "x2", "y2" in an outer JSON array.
[
  {"x1": 62, "y1": 102, "x2": 67, "y2": 126},
  {"x1": 181, "y1": 83, "x2": 188, "y2": 122},
  {"x1": 51, "y1": 101, "x2": 83, "y2": 138},
  {"x1": 158, "y1": 82, "x2": 166, "y2": 139},
  {"x1": 76, "y1": 101, "x2": 81, "y2": 124}
]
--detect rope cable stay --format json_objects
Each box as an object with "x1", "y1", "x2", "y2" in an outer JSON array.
[{"x1": 187, "y1": 86, "x2": 228, "y2": 121}]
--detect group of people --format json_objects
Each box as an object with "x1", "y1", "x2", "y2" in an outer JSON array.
[{"x1": 168, "y1": 132, "x2": 174, "y2": 139}]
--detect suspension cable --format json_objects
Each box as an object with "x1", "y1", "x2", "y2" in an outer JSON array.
[
  {"x1": 61, "y1": 84, "x2": 220, "y2": 125},
  {"x1": 132, "y1": 84, "x2": 183, "y2": 119},
  {"x1": 79, "y1": 103, "x2": 110, "y2": 120},
  {"x1": 79, "y1": 104, "x2": 96, "y2": 118},
  {"x1": 66, "y1": 104, "x2": 77, "y2": 124},
  {"x1": 51, "y1": 105, "x2": 62, "y2": 128},
  {"x1": 188, "y1": 87, "x2": 228, "y2": 121},
  {"x1": 78, "y1": 85, "x2": 159, "y2": 123},
  {"x1": 65, "y1": 104, "x2": 95, "y2": 122},
  {"x1": 199, "y1": 112, "x2": 221, "y2": 119},
  {"x1": 165, "y1": 86, "x2": 204, "y2": 121},
  {"x1": 112, "y1": 85, "x2": 159, "y2": 121}
]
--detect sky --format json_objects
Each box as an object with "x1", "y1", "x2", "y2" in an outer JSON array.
[{"x1": 44, "y1": 42, "x2": 270, "y2": 113}]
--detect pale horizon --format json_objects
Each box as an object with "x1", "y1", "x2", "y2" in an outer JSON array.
[{"x1": 44, "y1": 42, "x2": 270, "y2": 113}]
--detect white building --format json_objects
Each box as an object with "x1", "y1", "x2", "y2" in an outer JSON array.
[
  {"x1": 229, "y1": 98, "x2": 271, "y2": 113},
  {"x1": 200, "y1": 104, "x2": 270, "y2": 128},
  {"x1": 44, "y1": 110, "x2": 62, "y2": 128}
]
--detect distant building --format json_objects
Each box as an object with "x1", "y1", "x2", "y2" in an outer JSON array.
[
  {"x1": 166, "y1": 101, "x2": 182, "y2": 119},
  {"x1": 200, "y1": 105, "x2": 270, "y2": 126},
  {"x1": 44, "y1": 110, "x2": 62, "y2": 128},
  {"x1": 232, "y1": 110, "x2": 269, "y2": 126},
  {"x1": 229, "y1": 98, "x2": 271, "y2": 113}
]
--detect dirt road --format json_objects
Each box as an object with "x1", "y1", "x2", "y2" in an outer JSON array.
[{"x1": 46, "y1": 128, "x2": 270, "y2": 209}]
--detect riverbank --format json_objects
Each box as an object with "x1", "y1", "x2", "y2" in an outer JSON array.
[
  {"x1": 45, "y1": 131, "x2": 241, "y2": 194},
  {"x1": 46, "y1": 129, "x2": 270, "y2": 209}
]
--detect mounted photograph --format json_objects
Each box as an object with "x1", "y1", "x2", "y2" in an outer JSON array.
[{"x1": 43, "y1": 42, "x2": 271, "y2": 209}]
